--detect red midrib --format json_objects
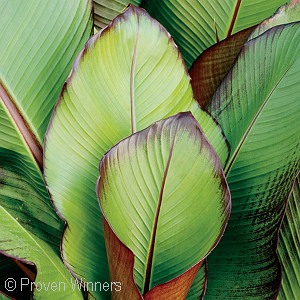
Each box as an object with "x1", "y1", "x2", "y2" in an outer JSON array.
[
  {"x1": 143, "y1": 139, "x2": 175, "y2": 293},
  {"x1": 0, "y1": 81, "x2": 43, "y2": 170},
  {"x1": 227, "y1": 0, "x2": 242, "y2": 37}
]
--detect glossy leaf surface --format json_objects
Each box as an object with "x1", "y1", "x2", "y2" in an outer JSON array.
[{"x1": 98, "y1": 113, "x2": 230, "y2": 297}]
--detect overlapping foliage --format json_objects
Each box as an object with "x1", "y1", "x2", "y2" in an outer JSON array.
[{"x1": 0, "y1": 0, "x2": 299, "y2": 299}]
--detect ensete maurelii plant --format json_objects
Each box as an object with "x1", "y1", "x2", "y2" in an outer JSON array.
[{"x1": 0, "y1": 0, "x2": 299, "y2": 299}]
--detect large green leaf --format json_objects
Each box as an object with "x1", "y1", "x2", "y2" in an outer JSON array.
[
  {"x1": 188, "y1": 3, "x2": 300, "y2": 297},
  {"x1": 0, "y1": 150, "x2": 83, "y2": 299},
  {"x1": 141, "y1": 0, "x2": 287, "y2": 68},
  {"x1": 278, "y1": 174, "x2": 300, "y2": 299},
  {"x1": 0, "y1": 0, "x2": 93, "y2": 298},
  {"x1": 203, "y1": 23, "x2": 300, "y2": 298},
  {"x1": 98, "y1": 113, "x2": 230, "y2": 297},
  {"x1": 0, "y1": 0, "x2": 93, "y2": 143},
  {"x1": 44, "y1": 5, "x2": 229, "y2": 300},
  {"x1": 93, "y1": 0, "x2": 142, "y2": 30},
  {"x1": 92, "y1": 1, "x2": 287, "y2": 68}
]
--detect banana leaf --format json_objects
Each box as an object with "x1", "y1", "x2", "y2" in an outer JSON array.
[
  {"x1": 141, "y1": 0, "x2": 287, "y2": 67},
  {"x1": 201, "y1": 23, "x2": 300, "y2": 299},
  {"x1": 190, "y1": 0, "x2": 300, "y2": 113},
  {"x1": 0, "y1": 1, "x2": 93, "y2": 298},
  {"x1": 189, "y1": 3, "x2": 300, "y2": 297},
  {"x1": 189, "y1": 27, "x2": 254, "y2": 109},
  {"x1": 93, "y1": 0, "x2": 142, "y2": 30},
  {"x1": 97, "y1": 113, "x2": 231, "y2": 298},
  {"x1": 92, "y1": 1, "x2": 286, "y2": 68},
  {"x1": 44, "y1": 5, "x2": 229, "y2": 299},
  {"x1": 278, "y1": 174, "x2": 300, "y2": 299}
]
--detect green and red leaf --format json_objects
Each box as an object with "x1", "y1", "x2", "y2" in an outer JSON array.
[
  {"x1": 141, "y1": 0, "x2": 287, "y2": 67},
  {"x1": 202, "y1": 23, "x2": 300, "y2": 299},
  {"x1": 44, "y1": 6, "x2": 229, "y2": 299},
  {"x1": 98, "y1": 113, "x2": 231, "y2": 298}
]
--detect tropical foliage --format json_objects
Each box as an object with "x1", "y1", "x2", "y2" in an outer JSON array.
[{"x1": 0, "y1": 0, "x2": 299, "y2": 299}]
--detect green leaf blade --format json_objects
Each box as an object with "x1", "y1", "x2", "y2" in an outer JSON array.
[
  {"x1": 0, "y1": 0, "x2": 93, "y2": 143},
  {"x1": 0, "y1": 157, "x2": 83, "y2": 299},
  {"x1": 278, "y1": 175, "x2": 300, "y2": 299},
  {"x1": 190, "y1": 0, "x2": 300, "y2": 113},
  {"x1": 249, "y1": 0, "x2": 300, "y2": 40},
  {"x1": 44, "y1": 6, "x2": 229, "y2": 298},
  {"x1": 141, "y1": 0, "x2": 286, "y2": 68},
  {"x1": 232, "y1": 0, "x2": 288, "y2": 34},
  {"x1": 93, "y1": 0, "x2": 142, "y2": 30},
  {"x1": 204, "y1": 23, "x2": 300, "y2": 299},
  {"x1": 208, "y1": 24, "x2": 300, "y2": 160},
  {"x1": 98, "y1": 113, "x2": 231, "y2": 295},
  {"x1": 0, "y1": 1, "x2": 93, "y2": 298},
  {"x1": 0, "y1": 98, "x2": 62, "y2": 251}
]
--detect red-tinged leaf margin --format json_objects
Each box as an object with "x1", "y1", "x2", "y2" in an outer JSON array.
[
  {"x1": 102, "y1": 198, "x2": 206, "y2": 300},
  {"x1": 97, "y1": 112, "x2": 231, "y2": 298},
  {"x1": 143, "y1": 263, "x2": 202, "y2": 300},
  {"x1": 44, "y1": 6, "x2": 231, "y2": 299},
  {"x1": 189, "y1": 26, "x2": 254, "y2": 109},
  {"x1": 102, "y1": 218, "x2": 142, "y2": 300},
  {"x1": 102, "y1": 217, "x2": 204, "y2": 300}
]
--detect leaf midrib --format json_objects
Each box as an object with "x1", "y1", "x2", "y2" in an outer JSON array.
[
  {"x1": 224, "y1": 66, "x2": 291, "y2": 176},
  {"x1": 0, "y1": 81, "x2": 42, "y2": 170},
  {"x1": 130, "y1": 11, "x2": 140, "y2": 134},
  {"x1": 227, "y1": 0, "x2": 242, "y2": 37},
  {"x1": 143, "y1": 135, "x2": 176, "y2": 293}
]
